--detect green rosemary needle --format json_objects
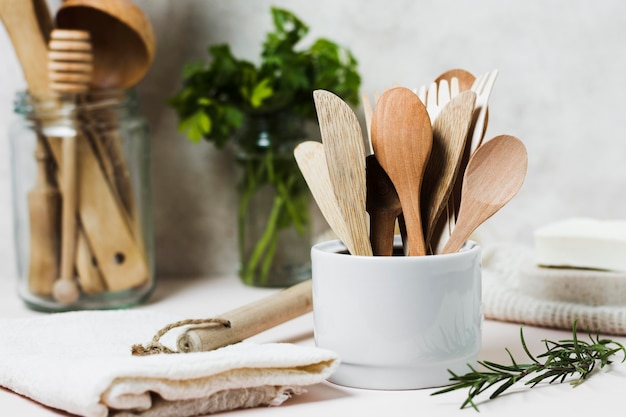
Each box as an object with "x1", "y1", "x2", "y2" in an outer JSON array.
[{"x1": 432, "y1": 321, "x2": 626, "y2": 411}]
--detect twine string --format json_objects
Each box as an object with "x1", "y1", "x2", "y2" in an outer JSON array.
[{"x1": 131, "y1": 318, "x2": 231, "y2": 356}]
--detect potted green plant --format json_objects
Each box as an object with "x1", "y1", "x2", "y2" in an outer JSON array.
[{"x1": 169, "y1": 7, "x2": 361, "y2": 287}]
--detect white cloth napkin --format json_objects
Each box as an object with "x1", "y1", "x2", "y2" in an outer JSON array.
[
  {"x1": 482, "y1": 243, "x2": 626, "y2": 335},
  {"x1": 0, "y1": 310, "x2": 339, "y2": 417}
]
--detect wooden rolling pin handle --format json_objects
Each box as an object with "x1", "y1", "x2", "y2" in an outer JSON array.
[{"x1": 177, "y1": 279, "x2": 313, "y2": 352}]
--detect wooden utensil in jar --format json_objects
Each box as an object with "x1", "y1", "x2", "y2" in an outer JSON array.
[
  {"x1": 366, "y1": 155, "x2": 401, "y2": 256},
  {"x1": 55, "y1": 0, "x2": 155, "y2": 90},
  {"x1": 294, "y1": 141, "x2": 357, "y2": 255},
  {"x1": 441, "y1": 135, "x2": 527, "y2": 254},
  {"x1": 313, "y1": 90, "x2": 372, "y2": 256},
  {"x1": 56, "y1": 0, "x2": 156, "y2": 261},
  {"x1": 44, "y1": 28, "x2": 149, "y2": 294},
  {"x1": 48, "y1": 29, "x2": 103, "y2": 302},
  {"x1": 420, "y1": 91, "x2": 476, "y2": 250},
  {"x1": 0, "y1": 0, "x2": 61, "y2": 295},
  {"x1": 371, "y1": 87, "x2": 432, "y2": 256}
]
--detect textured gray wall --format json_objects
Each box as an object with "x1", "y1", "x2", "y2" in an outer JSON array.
[{"x1": 1, "y1": 0, "x2": 625, "y2": 280}]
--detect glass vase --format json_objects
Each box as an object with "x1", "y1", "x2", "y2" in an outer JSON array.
[
  {"x1": 9, "y1": 90, "x2": 154, "y2": 311},
  {"x1": 234, "y1": 112, "x2": 312, "y2": 287}
]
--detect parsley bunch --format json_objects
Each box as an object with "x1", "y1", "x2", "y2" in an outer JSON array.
[{"x1": 168, "y1": 7, "x2": 361, "y2": 147}]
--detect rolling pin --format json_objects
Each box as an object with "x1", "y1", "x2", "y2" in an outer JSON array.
[{"x1": 177, "y1": 279, "x2": 313, "y2": 352}]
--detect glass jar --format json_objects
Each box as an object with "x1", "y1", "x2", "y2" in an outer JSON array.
[
  {"x1": 9, "y1": 90, "x2": 154, "y2": 311},
  {"x1": 234, "y1": 112, "x2": 312, "y2": 287}
]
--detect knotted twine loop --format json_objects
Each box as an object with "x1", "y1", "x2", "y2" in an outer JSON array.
[{"x1": 131, "y1": 318, "x2": 231, "y2": 356}]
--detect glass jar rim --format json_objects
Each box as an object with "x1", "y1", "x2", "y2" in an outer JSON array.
[{"x1": 13, "y1": 89, "x2": 138, "y2": 118}]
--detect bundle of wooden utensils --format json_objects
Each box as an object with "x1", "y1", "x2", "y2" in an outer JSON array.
[
  {"x1": 174, "y1": 69, "x2": 530, "y2": 354},
  {"x1": 0, "y1": 0, "x2": 155, "y2": 304},
  {"x1": 296, "y1": 68, "x2": 528, "y2": 257}
]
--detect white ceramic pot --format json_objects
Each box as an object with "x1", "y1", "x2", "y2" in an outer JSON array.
[{"x1": 311, "y1": 237, "x2": 482, "y2": 390}]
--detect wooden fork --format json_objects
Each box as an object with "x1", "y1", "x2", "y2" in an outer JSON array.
[
  {"x1": 415, "y1": 78, "x2": 460, "y2": 123},
  {"x1": 468, "y1": 69, "x2": 499, "y2": 153}
]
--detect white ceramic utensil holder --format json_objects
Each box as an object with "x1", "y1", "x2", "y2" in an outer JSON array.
[{"x1": 311, "y1": 237, "x2": 482, "y2": 390}]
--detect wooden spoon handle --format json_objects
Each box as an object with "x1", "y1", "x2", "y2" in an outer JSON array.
[
  {"x1": 0, "y1": 0, "x2": 51, "y2": 94},
  {"x1": 59, "y1": 134, "x2": 78, "y2": 281},
  {"x1": 369, "y1": 211, "x2": 398, "y2": 256}
]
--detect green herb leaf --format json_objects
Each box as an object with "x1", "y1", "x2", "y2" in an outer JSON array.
[
  {"x1": 248, "y1": 78, "x2": 274, "y2": 108},
  {"x1": 168, "y1": 6, "x2": 361, "y2": 147},
  {"x1": 177, "y1": 110, "x2": 211, "y2": 143}
]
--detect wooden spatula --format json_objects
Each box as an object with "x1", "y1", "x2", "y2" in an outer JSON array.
[
  {"x1": 313, "y1": 90, "x2": 371, "y2": 256},
  {"x1": 294, "y1": 141, "x2": 356, "y2": 255},
  {"x1": 421, "y1": 91, "x2": 476, "y2": 250}
]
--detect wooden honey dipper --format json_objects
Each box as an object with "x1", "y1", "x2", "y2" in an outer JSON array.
[
  {"x1": 48, "y1": 29, "x2": 93, "y2": 304},
  {"x1": 48, "y1": 29, "x2": 93, "y2": 94}
]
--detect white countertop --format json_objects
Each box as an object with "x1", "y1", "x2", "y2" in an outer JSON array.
[{"x1": 1, "y1": 273, "x2": 625, "y2": 416}]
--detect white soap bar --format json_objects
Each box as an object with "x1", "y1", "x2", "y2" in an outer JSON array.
[
  {"x1": 534, "y1": 218, "x2": 626, "y2": 272},
  {"x1": 519, "y1": 262, "x2": 626, "y2": 306}
]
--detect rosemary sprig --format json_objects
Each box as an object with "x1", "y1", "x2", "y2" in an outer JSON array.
[{"x1": 432, "y1": 321, "x2": 626, "y2": 411}]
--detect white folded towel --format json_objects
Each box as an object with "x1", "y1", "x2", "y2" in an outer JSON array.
[
  {"x1": 0, "y1": 310, "x2": 339, "y2": 417},
  {"x1": 482, "y1": 243, "x2": 626, "y2": 335}
]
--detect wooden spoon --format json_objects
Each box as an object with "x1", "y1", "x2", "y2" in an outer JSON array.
[
  {"x1": 56, "y1": 0, "x2": 155, "y2": 89},
  {"x1": 313, "y1": 90, "x2": 372, "y2": 256},
  {"x1": 371, "y1": 87, "x2": 432, "y2": 256},
  {"x1": 441, "y1": 135, "x2": 527, "y2": 254},
  {"x1": 57, "y1": 0, "x2": 153, "y2": 280},
  {"x1": 366, "y1": 155, "x2": 401, "y2": 256},
  {"x1": 421, "y1": 91, "x2": 476, "y2": 248},
  {"x1": 294, "y1": 141, "x2": 356, "y2": 255}
]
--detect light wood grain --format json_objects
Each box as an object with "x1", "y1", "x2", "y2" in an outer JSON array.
[
  {"x1": 52, "y1": 128, "x2": 80, "y2": 303},
  {"x1": 431, "y1": 68, "x2": 479, "y2": 251},
  {"x1": 56, "y1": 0, "x2": 155, "y2": 236},
  {"x1": 47, "y1": 134, "x2": 149, "y2": 292},
  {"x1": 421, "y1": 91, "x2": 476, "y2": 249},
  {"x1": 74, "y1": 229, "x2": 106, "y2": 294},
  {"x1": 0, "y1": 0, "x2": 51, "y2": 94},
  {"x1": 27, "y1": 138, "x2": 61, "y2": 296},
  {"x1": 294, "y1": 141, "x2": 355, "y2": 255},
  {"x1": 177, "y1": 279, "x2": 313, "y2": 352},
  {"x1": 313, "y1": 90, "x2": 372, "y2": 256},
  {"x1": 361, "y1": 93, "x2": 374, "y2": 155},
  {"x1": 48, "y1": 29, "x2": 93, "y2": 94},
  {"x1": 441, "y1": 135, "x2": 527, "y2": 254},
  {"x1": 49, "y1": 29, "x2": 94, "y2": 303},
  {"x1": 371, "y1": 87, "x2": 432, "y2": 256},
  {"x1": 0, "y1": 0, "x2": 63, "y2": 295}
]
